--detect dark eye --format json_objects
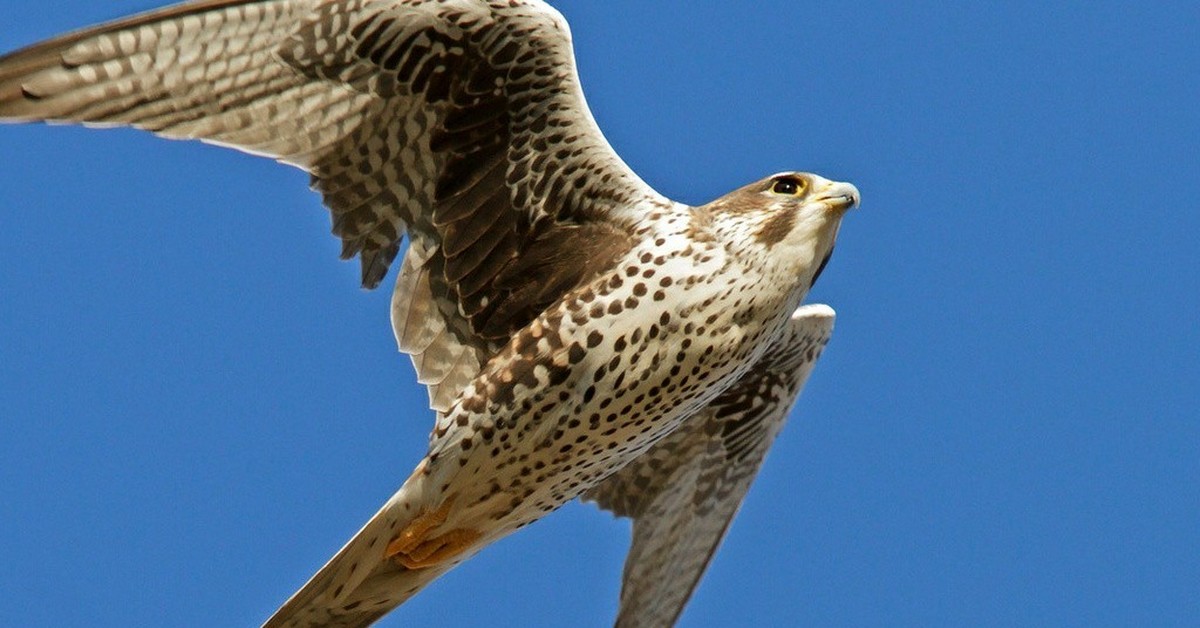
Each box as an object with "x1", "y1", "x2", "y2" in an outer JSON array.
[{"x1": 771, "y1": 177, "x2": 805, "y2": 196}]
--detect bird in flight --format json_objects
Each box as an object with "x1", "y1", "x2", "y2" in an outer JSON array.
[{"x1": 0, "y1": 1, "x2": 859, "y2": 626}]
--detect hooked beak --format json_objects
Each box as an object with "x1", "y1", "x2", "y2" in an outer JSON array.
[{"x1": 813, "y1": 180, "x2": 860, "y2": 212}]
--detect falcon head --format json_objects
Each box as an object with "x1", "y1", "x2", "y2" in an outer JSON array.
[{"x1": 701, "y1": 172, "x2": 859, "y2": 286}]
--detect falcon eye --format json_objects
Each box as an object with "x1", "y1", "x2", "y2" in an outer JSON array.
[{"x1": 770, "y1": 177, "x2": 806, "y2": 196}]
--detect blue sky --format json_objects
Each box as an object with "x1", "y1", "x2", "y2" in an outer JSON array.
[{"x1": 1, "y1": 1, "x2": 1197, "y2": 626}]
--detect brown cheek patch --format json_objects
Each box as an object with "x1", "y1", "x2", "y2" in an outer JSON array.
[{"x1": 755, "y1": 209, "x2": 796, "y2": 247}]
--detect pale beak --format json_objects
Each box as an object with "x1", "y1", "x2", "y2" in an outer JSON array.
[{"x1": 814, "y1": 180, "x2": 860, "y2": 211}]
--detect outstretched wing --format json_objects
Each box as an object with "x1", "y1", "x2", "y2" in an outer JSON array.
[
  {"x1": 0, "y1": 0, "x2": 660, "y2": 411},
  {"x1": 584, "y1": 304, "x2": 836, "y2": 628}
]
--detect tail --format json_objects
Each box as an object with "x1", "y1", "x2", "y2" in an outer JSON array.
[{"x1": 263, "y1": 483, "x2": 452, "y2": 628}]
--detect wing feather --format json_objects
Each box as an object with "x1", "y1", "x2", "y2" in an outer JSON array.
[
  {"x1": 585, "y1": 304, "x2": 837, "y2": 627},
  {"x1": 0, "y1": 0, "x2": 663, "y2": 413}
]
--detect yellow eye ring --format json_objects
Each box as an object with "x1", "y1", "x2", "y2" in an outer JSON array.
[{"x1": 771, "y1": 177, "x2": 806, "y2": 196}]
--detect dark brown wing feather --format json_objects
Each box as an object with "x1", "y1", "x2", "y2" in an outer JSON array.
[{"x1": 0, "y1": 0, "x2": 663, "y2": 412}]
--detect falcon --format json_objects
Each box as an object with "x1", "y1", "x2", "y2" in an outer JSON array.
[{"x1": 0, "y1": 1, "x2": 859, "y2": 626}]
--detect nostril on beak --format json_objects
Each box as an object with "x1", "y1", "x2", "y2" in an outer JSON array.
[
  {"x1": 812, "y1": 180, "x2": 860, "y2": 210},
  {"x1": 824, "y1": 183, "x2": 860, "y2": 210}
]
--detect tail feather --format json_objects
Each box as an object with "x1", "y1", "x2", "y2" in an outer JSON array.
[{"x1": 264, "y1": 484, "x2": 448, "y2": 628}]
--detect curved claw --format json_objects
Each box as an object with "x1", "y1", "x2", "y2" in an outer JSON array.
[{"x1": 385, "y1": 499, "x2": 481, "y2": 569}]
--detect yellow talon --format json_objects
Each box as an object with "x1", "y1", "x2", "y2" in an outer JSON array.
[{"x1": 385, "y1": 499, "x2": 481, "y2": 569}]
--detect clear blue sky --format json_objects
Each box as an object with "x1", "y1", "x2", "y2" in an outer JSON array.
[{"x1": 1, "y1": 1, "x2": 1197, "y2": 626}]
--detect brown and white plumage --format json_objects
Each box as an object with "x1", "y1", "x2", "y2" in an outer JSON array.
[
  {"x1": 0, "y1": 0, "x2": 659, "y2": 412},
  {"x1": 585, "y1": 304, "x2": 835, "y2": 627},
  {"x1": 0, "y1": 2, "x2": 858, "y2": 626}
]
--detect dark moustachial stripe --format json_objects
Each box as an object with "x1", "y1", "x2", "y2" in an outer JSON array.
[{"x1": 754, "y1": 207, "x2": 796, "y2": 247}]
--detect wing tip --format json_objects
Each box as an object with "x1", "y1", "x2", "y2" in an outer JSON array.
[{"x1": 0, "y1": 39, "x2": 63, "y2": 122}]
